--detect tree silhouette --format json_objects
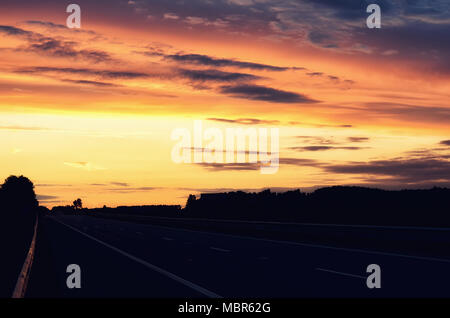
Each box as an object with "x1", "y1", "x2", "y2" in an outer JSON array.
[
  {"x1": 186, "y1": 194, "x2": 196, "y2": 209},
  {"x1": 0, "y1": 175, "x2": 38, "y2": 296},
  {"x1": 1, "y1": 175, "x2": 38, "y2": 210},
  {"x1": 73, "y1": 198, "x2": 82, "y2": 210}
]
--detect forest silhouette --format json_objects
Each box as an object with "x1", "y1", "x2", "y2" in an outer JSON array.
[
  {"x1": 51, "y1": 186, "x2": 450, "y2": 227},
  {"x1": 182, "y1": 187, "x2": 450, "y2": 226}
]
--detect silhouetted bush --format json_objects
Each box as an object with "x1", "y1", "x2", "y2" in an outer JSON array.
[
  {"x1": 0, "y1": 175, "x2": 38, "y2": 233},
  {"x1": 52, "y1": 204, "x2": 182, "y2": 218},
  {"x1": 91, "y1": 205, "x2": 182, "y2": 217},
  {"x1": 0, "y1": 175, "x2": 39, "y2": 296},
  {"x1": 51, "y1": 205, "x2": 76, "y2": 214}
]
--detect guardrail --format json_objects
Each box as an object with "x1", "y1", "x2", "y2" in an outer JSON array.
[{"x1": 12, "y1": 216, "x2": 38, "y2": 298}]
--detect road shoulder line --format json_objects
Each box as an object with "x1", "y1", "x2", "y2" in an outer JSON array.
[{"x1": 51, "y1": 218, "x2": 222, "y2": 298}]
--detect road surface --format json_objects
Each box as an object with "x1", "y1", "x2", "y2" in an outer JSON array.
[{"x1": 27, "y1": 215, "x2": 450, "y2": 297}]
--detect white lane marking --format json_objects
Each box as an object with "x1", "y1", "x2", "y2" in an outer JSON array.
[
  {"x1": 52, "y1": 218, "x2": 221, "y2": 298},
  {"x1": 210, "y1": 247, "x2": 230, "y2": 253},
  {"x1": 138, "y1": 223, "x2": 450, "y2": 264},
  {"x1": 162, "y1": 237, "x2": 174, "y2": 241},
  {"x1": 316, "y1": 267, "x2": 365, "y2": 279},
  {"x1": 68, "y1": 215, "x2": 450, "y2": 264}
]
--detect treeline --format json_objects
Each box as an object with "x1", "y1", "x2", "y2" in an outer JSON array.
[
  {"x1": 91, "y1": 205, "x2": 182, "y2": 217},
  {"x1": 184, "y1": 187, "x2": 450, "y2": 227},
  {"x1": 52, "y1": 186, "x2": 450, "y2": 227},
  {"x1": 52, "y1": 204, "x2": 182, "y2": 218}
]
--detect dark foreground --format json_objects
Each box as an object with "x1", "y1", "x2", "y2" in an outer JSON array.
[{"x1": 26, "y1": 215, "x2": 450, "y2": 298}]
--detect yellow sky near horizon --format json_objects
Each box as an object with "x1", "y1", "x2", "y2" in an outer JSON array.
[{"x1": 1, "y1": 1, "x2": 449, "y2": 208}]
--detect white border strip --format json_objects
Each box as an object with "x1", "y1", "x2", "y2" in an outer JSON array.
[{"x1": 12, "y1": 216, "x2": 38, "y2": 298}]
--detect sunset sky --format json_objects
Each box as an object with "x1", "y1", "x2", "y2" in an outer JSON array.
[{"x1": 1, "y1": 0, "x2": 449, "y2": 208}]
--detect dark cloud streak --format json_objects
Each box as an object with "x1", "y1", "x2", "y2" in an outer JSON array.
[
  {"x1": 207, "y1": 118, "x2": 280, "y2": 125},
  {"x1": 179, "y1": 69, "x2": 261, "y2": 82},
  {"x1": 220, "y1": 84, "x2": 318, "y2": 103},
  {"x1": 290, "y1": 146, "x2": 367, "y2": 152},
  {"x1": 0, "y1": 24, "x2": 111, "y2": 63},
  {"x1": 162, "y1": 53, "x2": 295, "y2": 71},
  {"x1": 323, "y1": 157, "x2": 450, "y2": 184}
]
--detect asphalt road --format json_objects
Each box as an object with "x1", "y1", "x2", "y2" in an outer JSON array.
[{"x1": 27, "y1": 215, "x2": 450, "y2": 297}]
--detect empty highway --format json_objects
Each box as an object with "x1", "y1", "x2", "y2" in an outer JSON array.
[{"x1": 27, "y1": 215, "x2": 450, "y2": 297}]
